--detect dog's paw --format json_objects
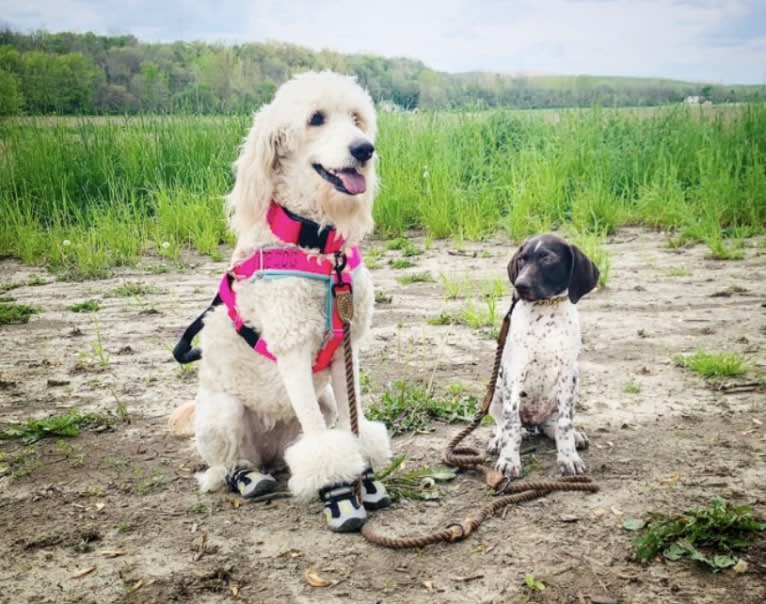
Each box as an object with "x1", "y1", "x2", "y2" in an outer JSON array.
[
  {"x1": 574, "y1": 430, "x2": 589, "y2": 451},
  {"x1": 558, "y1": 452, "x2": 586, "y2": 476},
  {"x1": 486, "y1": 434, "x2": 502, "y2": 455},
  {"x1": 494, "y1": 455, "x2": 522, "y2": 479}
]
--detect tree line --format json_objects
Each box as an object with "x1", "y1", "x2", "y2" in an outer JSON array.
[{"x1": 1, "y1": 29, "x2": 764, "y2": 115}]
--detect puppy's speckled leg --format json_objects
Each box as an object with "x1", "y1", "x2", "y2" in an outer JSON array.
[
  {"x1": 546, "y1": 371, "x2": 586, "y2": 476},
  {"x1": 494, "y1": 371, "x2": 523, "y2": 478}
]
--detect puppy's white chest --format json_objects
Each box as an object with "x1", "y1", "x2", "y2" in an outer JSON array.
[{"x1": 503, "y1": 301, "x2": 580, "y2": 417}]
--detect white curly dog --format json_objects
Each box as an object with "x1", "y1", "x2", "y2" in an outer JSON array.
[{"x1": 169, "y1": 71, "x2": 392, "y2": 532}]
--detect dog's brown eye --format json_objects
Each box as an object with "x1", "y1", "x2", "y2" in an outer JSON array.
[
  {"x1": 309, "y1": 111, "x2": 325, "y2": 127},
  {"x1": 352, "y1": 112, "x2": 361, "y2": 127}
]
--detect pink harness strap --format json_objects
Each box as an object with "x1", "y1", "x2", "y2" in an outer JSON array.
[{"x1": 219, "y1": 215, "x2": 362, "y2": 373}]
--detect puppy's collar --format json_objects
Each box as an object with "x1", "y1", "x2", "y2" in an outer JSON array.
[
  {"x1": 267, "y1": 200, "x2": 345, "y2": 254},
  {"x1": 533, "y1": 294, "x2": 568, "y2": 306}
]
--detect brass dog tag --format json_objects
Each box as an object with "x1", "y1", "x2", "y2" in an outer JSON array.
[{"x1": 335, "y1": 288, "x2": 354, "y2": 322}]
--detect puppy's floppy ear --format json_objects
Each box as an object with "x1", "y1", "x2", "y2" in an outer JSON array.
[
  {"x1": 507, "y1": 242, "x2": 524, "y2": 285},
  {"x1": 226, "y1": 102, "x2": 285, "y2": 240},
  {"x1": 567, "y1": 244, "x2": 600, "y2": 303}
]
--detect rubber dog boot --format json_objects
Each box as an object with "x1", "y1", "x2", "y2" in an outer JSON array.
[
  {"x1": 227, "y1": 468, "x2": 277, "y2": 498},
  {"x1": 318, "y1": 481, "x2": 367, "y2": 532},
  {"x1": 360, "y1": 467, "x2": 391, "y2": 510}
]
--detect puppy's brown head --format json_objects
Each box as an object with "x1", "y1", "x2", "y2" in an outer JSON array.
[{"x1": 508, "y1": 234, "x2": 599, "y2": 304}]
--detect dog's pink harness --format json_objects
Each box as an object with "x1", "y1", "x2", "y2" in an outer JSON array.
[{"x1": 216, "y1": 201, "x2": 362, "y2": 373}]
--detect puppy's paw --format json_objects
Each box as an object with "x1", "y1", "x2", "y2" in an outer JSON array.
[
  {"x1": 494, "y1": 455, "x2": 522, "y2": 479},
  {"x1": 486, "y1": 434, "x2": 503, "y2": 455},
  {"x1": 574, "y1": 430, "x2": 589, "y2": 450},
  {"x1": 558, "y1": 452, "x2": 586, "y2": 476}
]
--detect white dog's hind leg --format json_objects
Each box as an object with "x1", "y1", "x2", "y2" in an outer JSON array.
[{"x1": 194, "y1": 388, "x2": 258, "y2": 492}]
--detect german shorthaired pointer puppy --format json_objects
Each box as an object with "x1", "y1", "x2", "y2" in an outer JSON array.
[{"x1": 488, "y1": 234, "x2": 599, "y2": 479}]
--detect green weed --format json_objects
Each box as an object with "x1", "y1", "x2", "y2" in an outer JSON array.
[
  {"x1": 375, "y1": 455, "x2": 457, "y2": 501},
  {"x1": 367, "y1": 380, "x2": 478, "y2": 435},
  {"x1": 106, "y1": 282, "x2": 159, "y2": 298},
  {"x1": 68, "y1": 299, "x2": 100, "y2": 313},
  {"x1": 375, "y1": 291, "x2": 393, "y2": 304},
  {"x1": 627, "y1": 498, "x2": 765, "y2": 571},
  {"x1": 674, "y1": 350, "x2": 749, "y2": 378},
  {"x1": 390, "y1": 258, "x2": 415, "y2": 269},
  {"x1": 0, "y1": 409, "x2": 116, "y2": 444},
  {"x1": 624, "y1": 381, "x2": 641, "y2": 394},
  {"x1": 397, "y1": 272, "x2": 434, "y2": 285},
  {"x1": 0, "y1": 303, "x2": 39, "y2": 325}
]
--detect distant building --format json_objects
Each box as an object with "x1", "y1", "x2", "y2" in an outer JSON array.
[{"x1": 684, "y1": 96, "x2": 702, "y2": 104}]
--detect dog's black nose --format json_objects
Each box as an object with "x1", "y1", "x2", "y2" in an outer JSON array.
[
  {"x1": 514, "y1": 281, "x2": 532, "y2": 298},
  {"x1": 349, "y1": 140, "x2": 375, "y2": 162}
]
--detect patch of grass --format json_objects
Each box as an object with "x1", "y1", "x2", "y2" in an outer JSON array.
[
  {"x1": 624, "y1": 381, "x2": 641, "y2": 394},
  {"x1": 364, "y1": 247, "x2": 384, "y2": 270},
  {"x1": 0, "y1": 282, "x2": 20, "y2": 294},
  {"x1": 384, "y1": 238, "x2": 423, "y2": 256},
  {"x1": 375, "y1": 291, "x2": 393, "y2": 305},
  {"x1": 390, "y1": 258, "x2": 415, "y2": 269},
  {"x1": 367, "y1": 380, "x2": 478, "y2": 435},
  {"x1": 397, "y1": 272, "x2": 434, "y2": 285},
  {"x1": 0, "y1": 448, "x2": 42, "y2": 480},
  {"x1": 628, "y1": 498, "x2": 765, "y2": 571},
  {"x1": 106, "y1": 282, "x2": 159, "y2": 298},
  {"x1": 0, "y1": 303, "x2": 39, "y2": 325},
  {"x1": 439, "y1": 272, "x2": 467, "y2": 300},
  {"x1": 427, "y1": 311, "x2": 454, "y2": 326},
  {"x1": 27, "y1": 275, "x2": 48, "y2": 286},
  {"x1": 674, "y1": 350, "x2": 749, "y2": 378},
  {"x1": 117, "y1": 521, "x2": 135, "y2": 534},
  {"x1": 375, "y1": 455, "x2": 456, "y2": 502},
  {"x1": 460, "y1": 297, "x2": 499, "y2": 331},
  {"x1": 0, "y1": 409, "x2": 116, "y2": 445},
  {"x1": 137, "y1": 472, "x2": 166, "y2": 495},
  {"x1": 524, "y1": 575, "x2": 546, "y2": 592},
  {"x1": 665, "y1": 266, "x2": 691, "y2": 277},
  {"x1": 68, "y1": 299, "x2": 100, "y2": 313}
]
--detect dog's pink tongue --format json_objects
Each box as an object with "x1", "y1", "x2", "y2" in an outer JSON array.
[{"x1": 338, "y1": 171, "x2": 366, "y2": 195}]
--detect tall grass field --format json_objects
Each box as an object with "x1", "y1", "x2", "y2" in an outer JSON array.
[{"x1": 1, "y1": 105, "x2": 765, "y2": 278}]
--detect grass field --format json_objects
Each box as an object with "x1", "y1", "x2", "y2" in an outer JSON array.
[{"x1": 1, "y1": 104, "x2": 765, "y2": 278}]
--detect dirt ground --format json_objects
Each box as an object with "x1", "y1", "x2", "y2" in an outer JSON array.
[{"x1": 0, "y1": 228, "x2": 764, "y2": 604}]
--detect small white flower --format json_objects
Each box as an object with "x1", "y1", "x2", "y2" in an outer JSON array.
[
  {"x1": 422, "y1": 166, "x2": 429, "y2": 179},
  {"x1": 161, "y1": 241, "x2": 170, "y2": 249},
  {"x1": 62, "y1": 239, "x2": 71, "y2": 247}
]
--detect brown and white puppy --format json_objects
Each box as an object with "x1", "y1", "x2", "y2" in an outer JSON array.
[{"x1": 488, "y1": 234, "x2": 599, "y2": 479}]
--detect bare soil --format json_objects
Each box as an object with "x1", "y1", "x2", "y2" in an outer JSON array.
[{"x1": 1, "y1": 228, "x2": 764, "y2": 604}]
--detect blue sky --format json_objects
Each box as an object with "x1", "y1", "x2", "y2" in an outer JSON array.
[{"x1": 1, "y1": 0, "x2": 764, "y2": 84}]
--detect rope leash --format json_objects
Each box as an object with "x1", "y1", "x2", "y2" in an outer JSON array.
[{"x1": 350, "y1": 298, "x2": 599, "y2": 549}]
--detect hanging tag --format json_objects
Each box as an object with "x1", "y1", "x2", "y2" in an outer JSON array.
[{"x1": 334, "y1": 285, "x2": 354, "y2": 322}]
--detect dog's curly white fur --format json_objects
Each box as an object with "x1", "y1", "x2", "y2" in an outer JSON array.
[{"x1": 175, "y1": 71, "x2": 392, "y2": 500}]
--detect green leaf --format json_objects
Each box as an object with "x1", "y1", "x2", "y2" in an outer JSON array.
[
  {"x1": 663, "y1": 542, "x2": 688, "y2": 561},
  {"x1": 429, "y1": 467, "x2": 457, "y2": 482},
  {"x1": 623, "y1": 517, "x2": 646, "y2": 531},
  {"x1": 712, "y1": 555, "x2": 736, "y2": 569}
]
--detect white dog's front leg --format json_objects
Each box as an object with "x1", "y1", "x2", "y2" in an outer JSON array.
[
  {"x1": 276, "y1": 349, "x2": 327, "y2": 435},
  {"x1": 330, "y1": 349, "x2": 392, "y2": 471},
  {"x1": 279, "y1": 349, "x2": 366, "y2": 500}
]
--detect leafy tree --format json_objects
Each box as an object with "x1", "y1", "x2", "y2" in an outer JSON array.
[{"x1": 0, "y1": 67, "x2": 23, "y2": 114}]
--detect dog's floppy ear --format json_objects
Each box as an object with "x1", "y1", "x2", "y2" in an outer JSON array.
[
  {"x1": 568, "y1": 244, "x2": 600, "y2": 303},
  {"x1": 507, "y1": 242, "x2": 524, "y2": 285},
  {"x1": 226, "y1": 102, "x2": 285, "y2": 241}
]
